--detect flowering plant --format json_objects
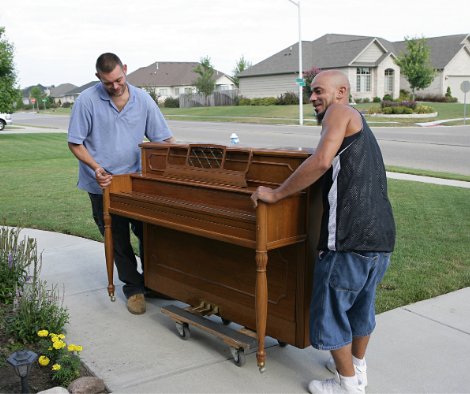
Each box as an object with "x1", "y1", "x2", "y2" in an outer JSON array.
[{"x1": 37, "y1": 329, "x2": 83, "y2": 387}]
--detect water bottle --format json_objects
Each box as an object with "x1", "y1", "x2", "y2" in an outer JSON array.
[{"x1": 230, "y1": 133, "x2": 239, "y2": 145}]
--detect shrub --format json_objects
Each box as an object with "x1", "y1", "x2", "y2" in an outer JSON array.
[
  {"x1": 61, "y1": 102, "x2": 72, "y2": 108},
  {"x1": 367, "y1": 106, "x2": 382, "y2": 114},
  {"x1": 399, "y1": 89, "x2": 411, "y2": 101},
  {"x1": 238, "y1": 97, "x2": 251, "y2": 106},
  {"x1": 382, "y1": 100, "x2": 417, "y2": 110},
  {"x1": 163, "y1": 97, "x2": 179, "y2": 108},
  {"x1": 276, "y1": 92, "x2": 299, "y2": 105},
  {"x1": 3, "y1": 227, "x2": 69, "y2": 344},
  {"x1": 362, "y1": 98, "x2": 371, "y2": 103},
  {"x1": 382, "y1": 94, "x2": 393, "y2": 101},
  {"x1": 415, "y1": 105, "x2": 435, "y2": 114},
  {"x1": 373, "y1": 97, "x2": 381, "y2": 103},
  {"x1": 0, "y1": 227, "x2": 33, "y2": 305}
]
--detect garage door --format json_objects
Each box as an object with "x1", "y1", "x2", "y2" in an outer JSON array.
[{"x1": 447, "y1": 76, "x2": 470, "y2": 103}]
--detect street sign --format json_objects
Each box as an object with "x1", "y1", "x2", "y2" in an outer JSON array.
[
  {"x1": 461, "y1": 80, "x2": 470, "y2": 93},
  {"x1": 42, "y1": 99, "x2": 47, "y2": 102},
  {"x1": 297, "y1": 81, "x2": 306, "y2": 87},
  {"x1": 295, "y1": 78, "x2": 303, "y2": 83}
]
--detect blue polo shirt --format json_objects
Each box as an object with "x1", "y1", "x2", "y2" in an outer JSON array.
[{"x1": 68, "y1": 83, "x2": 173, "y2": 194}]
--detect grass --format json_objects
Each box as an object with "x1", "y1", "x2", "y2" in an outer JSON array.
[
  {"x1": 43, "y1": 101, "x2": 470, "y2": 126},
  {"x1": 1, "y1": 133, "x2": 469, "y2": 314}
]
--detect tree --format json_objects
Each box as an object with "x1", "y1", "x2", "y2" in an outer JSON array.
[
  {"x1": 0, "y1": 27, "x2": 20, "y2": 113},
  {"x1": 232, "y1": 56, "x2": 252, "y2": 88},
  {"x1": 193, "y1": 56, "x2": 216, "y2": 96},
  {"x1": 303, "y1": 66, "x2": 321, "y2": 99},
  {"x1": 395, "y1": 36, "x2": 436, "y2": 100}
]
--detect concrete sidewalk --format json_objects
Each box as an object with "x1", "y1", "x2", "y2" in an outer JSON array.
[{"x1": 18, "y1": 228, "x2": 470, "y2": 393}]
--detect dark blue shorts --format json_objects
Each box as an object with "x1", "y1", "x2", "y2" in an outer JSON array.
[{"x1": 309, "y1": 251, "x2": 391, "y2": 350}]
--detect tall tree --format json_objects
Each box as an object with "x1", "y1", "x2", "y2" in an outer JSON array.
[
  {"x1": 395, "y1": 36, "x2": 436, "y2": 100},
  {"x1": 193, "y1": 56, "x2": 216, "y2": 96},
  {"x1": 0, "y1": 27, "x2": 20, "y2": 113},
  {"x1": 232, "y1": 56, "x2": 252, "y2": 88}
]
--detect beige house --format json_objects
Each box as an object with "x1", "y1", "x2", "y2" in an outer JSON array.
[
  {"x1": 238, "y1": 34, "x2": 470, "y2": 103},
  {"x1": 126, "y1": 62, "x2": 235, "y2": 100}
]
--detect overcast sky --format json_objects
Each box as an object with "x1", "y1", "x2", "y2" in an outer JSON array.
[{"x1": 1, "y1": 0, "x2": 468, "y2": 88}]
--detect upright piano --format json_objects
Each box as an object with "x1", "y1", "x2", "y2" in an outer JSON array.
[{"x1": 103, "y1": 143, "x2": 322, "y2": 370}]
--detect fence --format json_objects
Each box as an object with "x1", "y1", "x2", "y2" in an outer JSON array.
[{"x1": 179, "y1": 89, "x2": 239, "y2": 108}]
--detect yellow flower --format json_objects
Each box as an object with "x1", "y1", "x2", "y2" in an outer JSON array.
[
  {"x1": 51, "y1": 335, "x2": 59, "y2": 342},
  {"x1": 53, "y1": 340, "x2": 66, "y2": 350},
  {"x1": 75, "y1": 345, "x2": 83, "y2": 352},
  {"x1": 68, "y1": 344, "x2": 83, "y2": 352},
  {"x1": 38, "y1": 356, "x2": 50, "y2": 366},
  {"x1": 58, "y1": 334, "x2": 65, "y2": 339},
  {"x1": 52, "y1": 364, "x2": 61, "y2": 371},
  {"x1": 37, "y1": 330, "x2": 49, "y2": 337}
]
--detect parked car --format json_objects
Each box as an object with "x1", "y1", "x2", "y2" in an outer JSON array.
[{"x1": 0, "y1": 113, "x2": 12, "y2": 130}]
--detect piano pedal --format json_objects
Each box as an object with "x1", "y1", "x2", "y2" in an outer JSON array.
[{"x1": 188, "y1": 301, "x2": 219, "y2": 316}]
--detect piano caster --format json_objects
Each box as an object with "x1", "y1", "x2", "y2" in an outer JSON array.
[
  {"x1": 258, "y1": 362, "x2": 266, "y2": 373},
  {"x1": 221, "y1": 317, "x2": 231, "y2": 326},
  {"x1": 278, "y1": 340, "x2": 287, "y2": 347},
  {"x1": 110, "y1": 295, "x2": 116, "y2": 302},
  {"x1": 176, "y1": 322, "x2": 191, "y2": 340},
  {"x1": 230, "y1": 347, "x2": 246, "y2": 367}
]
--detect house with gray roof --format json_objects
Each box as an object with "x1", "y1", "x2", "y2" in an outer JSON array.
[
  {"x1": 126, "y1": 62, "x2": 235, "y2": 100},
  {"x1": 49, "y1": 83, "x2": 77, "y2": 105},
  {"x1": 394, "y1": 34, "x2": 470, "y2": 102},
  {"x1": 238, "y1": 33, "x2": 470, "y2": 103}
]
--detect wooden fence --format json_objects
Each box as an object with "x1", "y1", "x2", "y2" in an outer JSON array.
[{"x1": 179, "y1": 89, "x2": 239, "y2": 108}]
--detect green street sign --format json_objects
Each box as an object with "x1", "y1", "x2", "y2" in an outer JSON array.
[
  {"x1": 295, "y1": 78, "x2": 304, "y2": 83},
  {"x1": 42, "y1": 99, "x2": 47, "y2": 102}
]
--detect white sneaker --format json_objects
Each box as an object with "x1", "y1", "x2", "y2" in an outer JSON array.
[
  {"x1": 326, "y1": 357, "x2": 368, "y2": 388},
  {"x1": 308, "y1": 372, "x2": 365, "y2": 394}
]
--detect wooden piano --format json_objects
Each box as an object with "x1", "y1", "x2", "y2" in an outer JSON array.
[{"x1": 103, "y1": 143, "x2": 322, "y2": 371}]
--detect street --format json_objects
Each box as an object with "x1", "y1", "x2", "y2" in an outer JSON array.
[{"x1": 8, "y1": 112, "x2": 470, "y2": 176}]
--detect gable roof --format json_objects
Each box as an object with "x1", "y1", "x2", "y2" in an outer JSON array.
[
  {"x1": 126, "y1": 62, "x2": 232, "y2": 87},
  {"x1": 66, "y1": 81, "x2": 98, "y2": 95},
  {"x1": 238, "y1": 34, "x2": 396, "y2": 77},
  {"x1": 49, "y1": 83, "x2": 77, "y2": 97},
  {"x1": 393, "y1": 34, "x2": 470, "y2": 69}
]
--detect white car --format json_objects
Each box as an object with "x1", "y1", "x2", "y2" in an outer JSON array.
[{"x1": 0, "y1": 113, "x2": 12, "y2": 130}]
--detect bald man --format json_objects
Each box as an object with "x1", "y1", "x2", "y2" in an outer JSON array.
[{"x1": 251, "y1": 70, "x2": 395, "y2": 394}]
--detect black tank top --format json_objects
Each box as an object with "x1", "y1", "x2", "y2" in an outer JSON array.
[{"x1": 317, "y1": 113, "x2": 396, "y2": 252}]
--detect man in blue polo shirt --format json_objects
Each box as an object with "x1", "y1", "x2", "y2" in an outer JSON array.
[{"x1": 68, "y1": 52, "x2": 176, "y2": 315}]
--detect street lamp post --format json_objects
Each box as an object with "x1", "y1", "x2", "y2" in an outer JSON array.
[{"x1": 288, "y1": 0, "x2": 303, "y2": 126}]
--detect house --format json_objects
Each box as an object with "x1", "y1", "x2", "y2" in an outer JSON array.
[
  {"x1": 126, "y1": 62, "x2": 235, "y2": 99},
  {"x1": 49, "y1": 83, "x2": 77, "y2": 105},
  {"x1": 65, "y1": 81, "x2": 99, "y2": 102},
  {"x1": 394, "y1": 34, "x2": 470, "y2": 103},
  {"x1": 238, "y1": 34, "x2": 470, "y2": 103}
]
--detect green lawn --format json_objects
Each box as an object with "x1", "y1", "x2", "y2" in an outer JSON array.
[
  {"x1": 1, "y1": 133, "x2": 469, "y2": 313},
  {"x1": 44, "y1": 101, "x2": 469, "y2": 126}
]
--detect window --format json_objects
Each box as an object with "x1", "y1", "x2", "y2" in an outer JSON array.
[
  {"x1": 175, "y1": 88, "x2": 180, "y2": 95},
  {"x1": 184, "y1": 87, "x2": 193, "y2": 94},
  {"x1": 158, "y1": 89, "x2": 168, "y2": 96},
  {"x1": 384, "y1": 69, "x2": 394, "y2": 93},
  {"x1": 356, "y1": 68, "x2": 371, "y2": 92}
]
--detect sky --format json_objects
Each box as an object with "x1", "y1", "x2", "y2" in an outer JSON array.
[{"x1": 1, "y1": 0, "x2": 468, "y2": 89}]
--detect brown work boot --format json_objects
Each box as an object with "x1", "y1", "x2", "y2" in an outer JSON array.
[{"x1": 127, "y1": 293, "x2": 146, "y2": 315}]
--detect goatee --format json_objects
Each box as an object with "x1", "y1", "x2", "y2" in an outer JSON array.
[{"x1": 316, "y1": 111, "x2": 325, "y2": 125}]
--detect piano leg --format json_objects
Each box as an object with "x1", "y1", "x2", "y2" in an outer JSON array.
[
  {"x1": 103, "y1": 188, "x2": 115, "y2": 301},
  {"x1": 255, "y1": 203, "x2": 268, "y2": 372},
  {"x1": 255, "y1": 250, "x2": 268, "y2": 372}
]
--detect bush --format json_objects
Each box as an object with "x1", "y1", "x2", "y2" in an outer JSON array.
[
  {"x1": 362, "y1": 98, "x2": 371, "y2": 103},
  {"x1": 238, "y1": 97, "x2": 251, "y2": 106},
  {"x1": 2, "y1": 227, "x2": 69, "y2": 344},
  {"x1": 382, "y1": 106, "x2": 414, "y2": 114},
  {"x1": 415, "y1": 105, "x2": 435, "y2": 114},
  {"x1": 61, "y1": 102, "x2": 72, "y2": 108},
  {"x1": 415, "y1": 93, "x2": 458, "y2": 103},
  {"x1": 399, "y1": 89, "x2": 411, "y2": 101},
  {"x1": 276, "y1": 92, "x2": 299, "y2": 105},
  {"x1": 382, "y1": 100, "x2": 417, "y2": 110},
  {"x1": 382, "y1": 94, "x2": 393, "y2": 101},
  {"x1": 373, "y1": 97, "x2": 381, "y2": 103},
  {"x1": 367, "y1": 106, "x2": 382, "y2": 114},
  {"x1": 163, "y1": 97, "x2": 179, "y2": 108},
  {"x1": 0, "y1": 227, "x2": 33, "y2": 305}
]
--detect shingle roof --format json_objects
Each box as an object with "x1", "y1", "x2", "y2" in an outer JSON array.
[
  {"x1": 238, "y1": 33, "x2": 469, "y2": 78},
  {"x1": 49, "y1": 83, "x2": 77, "y2": 97},
  {"x1": 238, "y1": 34, "x2": 395, "y2": 77},
  {"x1": 126, "y1": 62, "x2": 230, "y2": 87},
  {"x1": 66, "y1": 81, "x2": 98, "y2": 95}
]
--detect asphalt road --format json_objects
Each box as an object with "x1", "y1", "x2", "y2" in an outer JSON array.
[{"x1": 8, "y1": 112, "x2": 470, "y2": 176}]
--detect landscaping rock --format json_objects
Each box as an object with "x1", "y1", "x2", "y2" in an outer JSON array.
[
  {"x1": 38, "y1": 387, "x2": 69, "y2": 394},
  {"x1": 68, "y1": 376, "x2": 106, "y2": 394}
]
